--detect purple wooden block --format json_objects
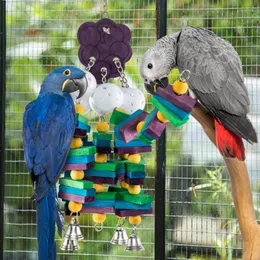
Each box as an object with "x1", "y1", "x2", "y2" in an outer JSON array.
[
  {"x1": 97, "y1": 146, "x2": 111, "y2": 154},
  {"x1": 84, "y1": 176, "x2": 117, "y2": 185},
  {"x1": 114, "y1": 146, "x2": 152, "y2": 154},
  {"x1": 115, "y1": 209, "x2": 153, "y2": 217},
  {"x1": 125, "y1": 177, "x2": 144, "y2": 185},
  {"x1": 116, "y1": 174, "x2": 125, "y2": 181},
  {"x1": 58, "y1": 192, "x2": 95, "y2": 203},
  {"x1": 156, "y1": 84, "x2": 196, "y2": 112},
  {"x1": 119, "y1": 111, "x2": 148, "y2": 143},
  {"x1": 63, "y1": 162, "x2": 94, "y2": 171},
  {"x1": 145, "y1": 112, "x2": 167, "y2": 139},
  {"x1": 74, "y1": 129, "x2": 88, "y2": 138},
  {"x1": 80, "y1": 206, "x2": 115, "y2": 214}
]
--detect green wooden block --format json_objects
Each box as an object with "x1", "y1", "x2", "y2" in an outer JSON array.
[
  {"x1": 109, "y1": 109, "x2": 129, "y2": 125},
  {"x1": 68, "y1": 146, "x2": 96, "y2": 157},
  {"x1": 138, "y1": 133, "x2": 154, "y2": 145},
  {"x1": 59, "y1": 178, "x2": 93, "y2": 189},
  {"x1": 151, "y1": 96, "x2": 188, "y2": 128},
  {"x1": 126, "y1": 161, "x2": 145, "y2": 172},
  {"x1": 93, "y1": 132, "x2": 113, "y2": 141},
  {"x1": 95, "y1": 192, "x2": 117, "y2": 201},
  {"x1": 76, "y1": 114, "x2": 88, "y2": 125},
  {"x1": 92, "y1": 161, "x2": 118, "y2": 171},
  {"x1": 116, "y1": 193, "x2": 153, "y2": 205}
]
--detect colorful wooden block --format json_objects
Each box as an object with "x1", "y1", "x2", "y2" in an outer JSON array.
[
  {"x1": 96, "y1": 147, "x2": 112, "y2": 154},
  {"x1": 76, "y1": 114, "x2": 88, "y2": 125},
  {"x1": 68, "y1": 146, "x2": 96, "y2": 157},
  {"x1": 114, "y1": 110, "x2": 149, "y2": 143},
  {"x1": 65, "y1": 155, "x2": 95, "y2": 164},
  {"x1": 109, "y1": 109, "x2": 129, "y2": 125},
  {"x1": 93, "y1": 139, "x2": 111, "y2": 147},
  {"x1": 59, "y1": 185, "x2": 96, "y2": 197},
  {"x1": 114, "y1": 201, "x2": 152, "y2": 210},
  {"x1": 125, "y1": 177, "x2": 144, "y2": 185},
  {"x1": 153, "y1": 95, "x2": 190, "y2": 120},
  {"x1": 63, "y1": 162, "x2": 94, "y2": 171},
  {"x1": 95, "y1": 192, "x2": 117, "y2": 201},
  {"x1": 58, "y1": 192, "x2": 95, "y2": 203},
  {"x1": 74, "y1": 129, "x2": 88, "y2": 138},
  {"x1": 114, "y1": 146, "x2": 152, "y2": 154},
  {"x1": 84, "y1": 200, "x2": 115, "y2": 207},
  {"x1": 151, "y1": 96, "x2": 189, "y2": 128},
  {"x1": 126, "y1": 161, "x2": 145, "y2": 172},
  {"x1": 93, "y1": 132, "x2": 113, "y2": 140},
  {"x1": 92, "y1": 161, "x2": 118, "y2": 171},
  {"x1": 126, "y1": 171, "x2": 145, "y2": 179},
  {"x1": 115, "y1": 209, "x2": 152, "y2": 217},
  {"x1": 81, "y1": 206, "x2": 114, "y2": 214},
  {"x1": 84, "y1": 169, "x2": 116, "y2": 178},
  {"x1": 116, "y1": 174, "x2": 125, "y2": 181},
  {"x1": 156, "y1": 84, "x2": 196, "y2": 112},
  {"x1": 59, "y1": 178, "x2": 93, "y2": 189},
  {"x1": 76, "y1": 121, "x2": 91, "y2": 132},
  {"x1": 116, "y1": 193, "x2": 153, "y2": 205},
  {"x1": 108, "y1": 186, "x2": 128, "y2": 193},
  {"x1": 114, "y1": 139, "x2": 151, "y2": 148},
  {"x1": 84, "y1": 176, "x2": 117, "y2": 185}
]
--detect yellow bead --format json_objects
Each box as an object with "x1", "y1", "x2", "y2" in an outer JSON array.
[
  {"x1": 172, "y1": 80, "x2": 188, "y2": 95},
  {"x1": 120, "y1": 154, "x2": 129, "y2": 160},
  {"x1": 68, "y1": 201, "x2": 82, "y2": 213},
  {"x1": 92, "y1": 213, "x2": 106, "y2": 223},
  {"x1": 129, "y1": 215, "x2": 142, "y2": 225},
  {"x1": 96, "y1": 122, "x2": 110, "y2": 133},
  {"x1": 136, "y1": 121, "x2": 145, "y2": 133},
  {"x1": 94, "y1": 183, "x2": 104, "y2": 193},
  {"x1": 95, "y1": 153, "x2": 107, "y2": 163},
  {"x1": 157, "y1": 111, "x2": 169, "y2": 123},
  {"x1": 120, "y1": 180, "x2": 129, "y2": 189},
  {"x1": 116, "y1": 108, "x2": 127, "y2": 114},
  {"x1": 128, "y1": 185, "x2": 141, "y2": 195},
  {"x1": 70, "y1": 138, "x2": 83, "y2": 149},
  {"x1": 128, "y1": 154, "x2": 141, "y2": 164},
  {"x1": 70, "y1": 170, "x2": 84, "y2": 180},
  {"x1": 75, "y1": 104, "x2": 85, "y2": 115}
]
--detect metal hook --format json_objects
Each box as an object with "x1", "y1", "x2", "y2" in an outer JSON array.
[
  {"x1": 94, "y1": 222, "x2": 104, "y2": 232},
  {"x1": 116, "y1": 217, "x2": 126, "y2": 227},
  {"x1": 180, "y1": 69, "x2": 191, "y2": 82}
]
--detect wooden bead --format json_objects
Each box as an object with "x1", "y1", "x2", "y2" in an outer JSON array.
[
  {"x1": 68, "y1": 201, "x2": 82, "y2": 213},
  {"x1": 120, "y1": 180, "x2": 129, "y2": 189},
  {"x1": 96, "y1": 122, "x2": 110, "y2": 133},
  {"x1": 129, "y1": 215, "x2": 142, "y2": 225},
  {"x1": 70, "y1": 170, "x2": 84, "y2": 180},
  {"x1": 136, "y1": 121, "x2": 145, "y2": 133},
  {"x1": 75, "y1": 104, "x2": 85, "y2": 115},
  {"x1": 70, "y1": 138, "x2": 83, "y2": 149},
  {"x1": 120, "y1": 153, "x2": 129, "y2": 160},
  {"x1": 128, "y1": 185, "x2": 141, "y2": 195},
  {"x1": 172, "y1": 80, "x2": 188, "y2": 95},
  {"x1": 92, "y1": 213, "x2": 106, "y2": 223},
  {"x1": 95, "y1": 153, "x2": 107, "y2": 163},
  {"x1": 94, "y1": 183, "x2": 104, "y2": 193},
  {"x1": 128, "y1": 154, "x2": 141, "y2": 164},
  {"x1": 157, "y1": 111, "x2": 169, "y2": 123}
]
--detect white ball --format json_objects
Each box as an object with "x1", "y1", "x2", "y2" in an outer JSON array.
[
  {"x1": 70, "y1": 71, "x2": 97, "y2": 113},
  {"x1": 119, "y1": 87, "x2": 145, "y2": 114},
  {"x1": 89, "y1": 83, "x2": 123, "y2": 115}
]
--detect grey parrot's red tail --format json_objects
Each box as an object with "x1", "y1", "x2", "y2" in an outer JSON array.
[{"x1": 215, "y1": 120, "x2": 246, "y2": 160}]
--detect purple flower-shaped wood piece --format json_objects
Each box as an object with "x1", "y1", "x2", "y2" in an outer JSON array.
[{"x1": 78, "y1": 18, "x2": 132, "y2": 83}]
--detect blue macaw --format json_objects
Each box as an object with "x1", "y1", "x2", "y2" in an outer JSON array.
[{"x1": 23, "y1": 66, "x2": 87, "y2": 260}]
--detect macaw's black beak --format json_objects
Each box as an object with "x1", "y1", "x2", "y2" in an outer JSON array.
[{"x1": 62, "y1": 76, "x2": 88, "y2": 99}]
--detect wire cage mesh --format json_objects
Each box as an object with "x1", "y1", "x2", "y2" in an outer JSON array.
[{"x1": 3, "y1": 0, "x2": 260, "y2": 260}]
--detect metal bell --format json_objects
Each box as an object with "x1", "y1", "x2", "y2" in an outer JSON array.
[
  {"x1": 74, "y1": 222, "x2": 84, "y2": 241},
  {"x1": 60, "y1": 237, "x2": 74, "y2": 251},
  {"x1": 110, "y1": 227, "x2": 129, "y2": 245},
  {"x1": 71, "y1": 239, "x2": 80, "y2": 250},
  {"x1": 125, "y1": 226, "x2": 145, "y2": 251}
]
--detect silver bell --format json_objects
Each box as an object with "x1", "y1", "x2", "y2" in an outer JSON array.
[
  {"x1": 74, "y1": 222, "x2": 84, "y2": 241},
  {"x1": 60, "y1": 237, "x2": 74, "y2": 251},
  {"x1": 125, "y1": 225, "x2": 145, "y2": 251},
  {"x1": 110, "y1": 227, "x2": 129, "y2": 245}
]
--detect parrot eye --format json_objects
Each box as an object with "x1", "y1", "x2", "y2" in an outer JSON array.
[
  {"x1": 63, "y1": 69, "x2": 71, "y2": 76},
  {"x1": 147, "y1": 63, "x2": 153, "y2": 69}
]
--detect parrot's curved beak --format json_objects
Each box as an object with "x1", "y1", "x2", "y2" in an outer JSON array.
[
  {"x1": 144, "y1": 77, "x2": 169, "y2": 95},
  {"x1": 62, "y1": 76, "x2": 88, "y2": 99}
]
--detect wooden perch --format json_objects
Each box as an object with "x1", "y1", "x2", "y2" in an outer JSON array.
[{"x1": 192, "y1": 102, "x2": 260, "y2": 260}]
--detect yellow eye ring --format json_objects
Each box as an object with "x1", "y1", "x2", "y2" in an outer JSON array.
[{"x1": 63, "y1": 69, "x2": 71, "y2": 76}]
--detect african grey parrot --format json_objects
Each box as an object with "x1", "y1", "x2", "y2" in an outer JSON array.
[{"x1": 140, "y1": 26, "x2": 257, "y2": 160}]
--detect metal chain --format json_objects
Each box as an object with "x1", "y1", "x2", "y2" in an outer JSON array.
[
  {"x1": 113, "y1": 57, "x2": 129, "y2": 88},
  {"x1": 100, "y1": 67, "x2": 107, "y2": 83},
  {"x1": 103, "y1": 0, "x2": 108, "y2": 18},
  {"x1": 85, "y1": 56, "x2": 96, "y2": 72},
  {"x1": 179, "y1": 69, "x2": 191, "y2": 82}
]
